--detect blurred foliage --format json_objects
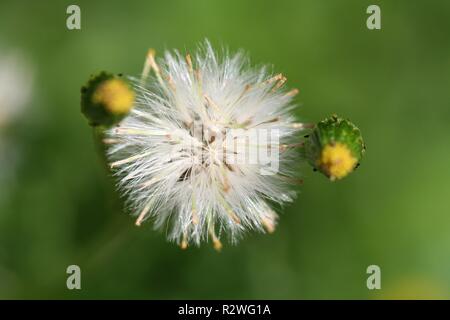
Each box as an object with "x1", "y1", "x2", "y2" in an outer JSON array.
[{"x1": 0, "y1": 0, "x2": 449, "y2": 299}]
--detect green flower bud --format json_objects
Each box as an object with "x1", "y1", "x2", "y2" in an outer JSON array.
[
  {"x1": 305, "y1": 115, "x2": 365, "y2": 181},
  {"x1": 81, "y1": 72, "x2": 135, "y2": 127}
]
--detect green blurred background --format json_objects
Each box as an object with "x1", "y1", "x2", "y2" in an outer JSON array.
[{"x1": 0, "y1": 0, "x2": 449, "y2": 299}]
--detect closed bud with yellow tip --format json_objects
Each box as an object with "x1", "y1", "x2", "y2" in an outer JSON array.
[
  {"x1": 305, "y1": 115, "x2": 365, "y2": 181},
  {"x1": 81, "y1": 72, "x2": 135, "y2": 127}
]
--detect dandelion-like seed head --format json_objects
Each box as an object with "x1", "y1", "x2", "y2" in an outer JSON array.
[
  {"x1": 104, "y1": 41, "x2": 309, "y2": 249},
  {"x1": 0, "y1": 50, "x2": 33, "y2": 128}
]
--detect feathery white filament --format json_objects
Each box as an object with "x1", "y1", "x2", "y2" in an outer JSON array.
[{"x1": 106, "y1": 41, "x2": 306, "y2": 248}]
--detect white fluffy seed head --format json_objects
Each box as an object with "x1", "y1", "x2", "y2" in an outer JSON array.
[
  {"x1": 106, "y1": 40, "x2": 306, "y2": 247},
  {"x1": 0, "y1": 50, "x2": 33, "y2": 128}
]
